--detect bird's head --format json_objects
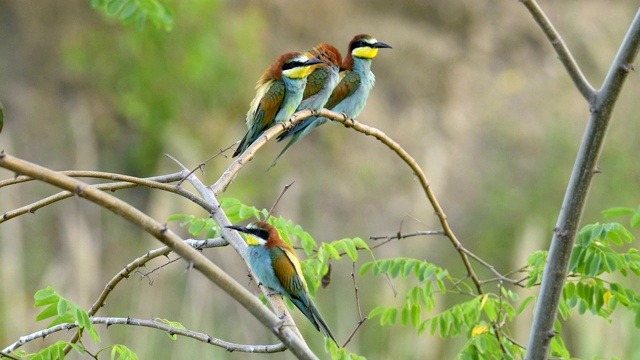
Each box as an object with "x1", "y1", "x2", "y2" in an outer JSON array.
[
  {"x1": 266, "y1": 52, "x2": 325, "y2": 82},
  {"x1": 312, "y1": 43, "x2": 343, "y2": 68},
  {"x1": 348, "y1": 34, "x2": 392, "y2": 60},
  {"x1": 226, "y1": 221, "x2": 277, "y2": 247}
]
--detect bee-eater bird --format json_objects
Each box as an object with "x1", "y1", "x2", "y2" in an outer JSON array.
[
  {"x1": 232, "y1": 52, "x2": 325, "y2": 157},
  {"x1": 268, "y1": 43, "x2": 342, "y2": 168},
  {"x1": 273, "y1": 34, "x2": 392, "y2": 164},
  {"x1": 226, "y1": 222, "x2": 337, "y2": 344}
]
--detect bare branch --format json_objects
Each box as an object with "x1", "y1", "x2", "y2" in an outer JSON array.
[
  {"x1": 267, "y1": 181, "x2": 295, "y2": 219},
  {"x1": 520, "y1": 0, "x2": 597, "y2": 101},
  {"x1": 1, "y1": 171, "x2": 214, "y2": 224},
  {"x1": 3, "y1": 317, "x2": 286, "y2": 354}
]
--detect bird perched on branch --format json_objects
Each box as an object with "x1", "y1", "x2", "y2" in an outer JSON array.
[
  {"x1": 226, "y1": 221, "x2": 337, "y2": 344},
  {"x1": 273, "y1": 34, "x2": 392, "y2": 165},
  {"x1": 233, "y1": 52, "x2": 325, "y2": 157}
]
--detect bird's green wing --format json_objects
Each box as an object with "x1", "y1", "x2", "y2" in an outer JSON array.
[
  {"x1": 303, "y1": 66, "x2": 330, "y2": 99},
  {"x1": 271, "y1": 246, "x2": 307, "y2": 294},
  {"x1": 254, "y1": 81, "x2": 285, "y2": 131},
  {"x1": 324, "y1": 70, "x2": 359, "y2": 110}
]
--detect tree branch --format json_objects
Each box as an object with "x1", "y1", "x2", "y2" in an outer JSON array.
[
  {"x1": 525, "y1": 7, "x2": 640, "y2": 360},
  {"x1": 520, "y1": 0, "x2": 597, "y2": 102},
  {"x1": 2, "y1": 317, "x2": 286, "y2": 354},
  {"x1": 0, "y1": 171, "x2": 214, "y2": 223}
]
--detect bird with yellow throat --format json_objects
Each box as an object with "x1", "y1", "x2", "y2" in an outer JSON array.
[
  {"x1": 226, "y1": 222, "x2": 337, "y2": 344},
  {"x1": 233, "y1": 52, "x2": 324, "y2": 157},
  {"x1": 273, "y1": 34, "x2": 391, "y2": 165}
]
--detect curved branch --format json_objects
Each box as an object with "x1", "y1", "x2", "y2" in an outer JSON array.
[
  {"x1": 525, "y1": 7, "x2": 640, "y2": 360},
  {"x1": 1, "y1": 171, "x2": 216, "y2": 224},
  {"x1": 521, "y1": 0, "x2": 597, "y2": 102},
  {"x1": 3, "y1": 317, "x2": 286, "y2": 354},
  {"x1": 0, "y1": 152, "x2": 318, "y2": 360}
]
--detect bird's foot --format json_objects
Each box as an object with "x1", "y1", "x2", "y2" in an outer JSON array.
[{"x1": 309, "y1": 108, "x2": 319, "y2": 117}]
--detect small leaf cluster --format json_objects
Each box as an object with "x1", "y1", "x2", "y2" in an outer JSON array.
[
  {"x1": 34, "y1": 286, "x2": 100, "y2": 343},
  {"x1": 561, "y1": 218, "x2": 640, "y2": 328},
  {"x1": 11, "y1": 287, "x2": 138, "y2": 359},
  {"x1": 91, "y1": 0, "x2": 174, "y2": 31}
]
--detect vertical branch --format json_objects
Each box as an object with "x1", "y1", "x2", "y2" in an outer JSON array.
[{"x1": 525, "y1": 8, "x2": 640, "y2": 360}]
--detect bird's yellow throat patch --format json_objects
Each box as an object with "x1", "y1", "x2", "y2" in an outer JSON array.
[
  {"x1": 283, "y1": 65, "x2": 315, "y2": 80},
  {"x1": 245, "y1": 234, "x2": 265, "y2": 246},
  {"x1": 353, "y1": 47, "x2": 379, "y2": 59}
]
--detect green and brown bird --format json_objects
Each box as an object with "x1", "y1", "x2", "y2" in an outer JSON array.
[
  {"x1": 226, "y1": 222, "x2": 337, "y2": 344},
  {"x1": 233, "y1": 52, "x2": 324, "y2": 157},
  {"x1": 274, "y1": 34, "x2": 391, "y2": 163},
  {"x1": 269, "y1": 43, "x2": 343, "y2": 167}
]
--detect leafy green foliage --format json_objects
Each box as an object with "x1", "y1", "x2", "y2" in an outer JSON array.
[
  {"x1": 220, "y1": 197, "x2": 269, "y2": 223},
  {"x1": 326, "y1": 339, "x2": 366, "y2": 360},
  {"x1": 34, "y1": 286, "x2": 100, "y2": 343},
  {"x1": 25, "y1": 287, "x2": 141, "y2": 359},
  {"x1": 110, "y1": 344, "x2": 140, "y2": 360},
  {"x1": 26, "y1": 340, "x2": 84, "y2": 360},
  {"x1": 91, "y1": 0, "x2": 174, "y2": 30},
  {"x1": 167, "y1": 213, "x2": 220, "y2": 239},
  {"x1": 562, "y1": 222, "x2": 640, "y2": 322},
  {"x1": 602, "y1": 204, "x2": 640, "y2": 228}
]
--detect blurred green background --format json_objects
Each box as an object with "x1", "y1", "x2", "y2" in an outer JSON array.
[{"x1": 1, "y1": 0, "x2": 639, "y2": 358}]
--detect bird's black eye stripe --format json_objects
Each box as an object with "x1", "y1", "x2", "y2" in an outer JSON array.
[
  {"x1": 351, "y1": 40, "x2": 370, "y2": 51},
  {"x1": 250, "y1": 228, "x2": 270, "y2": 240},
  {"x1": 282, "y1": 61, "x2": 304, "y2": 71}
]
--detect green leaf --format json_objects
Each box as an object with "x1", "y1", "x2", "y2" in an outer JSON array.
[
  {"x1": 106, "y1": 0, "x2": 128, "y2": 15},
  {"x1": 632, "y1": 210, "x2": 640, "y2": 228},
  {"x1": 119, "y1": 2, "x2": 138, "y2": 22},
  {"x1": 411, "y1": 304, "x2": 421, "y2": 328},
  {"x1": 36, "y1": 303, "x2": 59, "y2": 322},
  {"x1": 188, "y1": 219, "x2": 206, "y2": 235},
  {"x1": 166, "y1": 214, "x2": 188, "y2": 221},
  {"x1": 602, "y1": 207, "x2": 635, "y2": 218},
  {"x1": 635, "y1": 310, "x2": 640, "y2": 328},
  {"x1": 359, "y1": 262, "x2": 373, "y2": 276},
  {"x1": 517, "y1": 295, "x2": 535, "y2": 315},
  {"x1": 57, "y1": 300, "x2": 68, "y2": 317},
  {"x1": 352, "y1": 237, "x2": 370, "y2": 251}
]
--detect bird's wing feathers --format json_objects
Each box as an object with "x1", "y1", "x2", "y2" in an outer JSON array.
[
  {"x1": 271, "y1": 246, "x2": 308, "y2": 295},
  {"x1": 254, "y1": 80, "x2": 286, "y2": 130},
  {"x1": 324, "y1": 70, "x2": 359, "y2": 110},
  {"x1": 303, "y1": 66, "x2": 330, "y2": 99}
]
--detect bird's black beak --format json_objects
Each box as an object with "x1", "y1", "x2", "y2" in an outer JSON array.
[
  {"x1": 226, "y1": 225, "x2": 249, "y2": 234},
  {"x1": 374, "y1": 42, "x2": 392, "y2": 49},
  {"x1": 305, "y1": 57, "x2": 326, "y2": 66}
]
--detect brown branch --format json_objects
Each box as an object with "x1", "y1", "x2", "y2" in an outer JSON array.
[
  {"x1": 267, "y1": 181, "x2": 295, "y2": 219},
  {"x1": 1, "y1": 171, "x2": 214, "y2": 224},
  {"x1": 342, "y1": 262, "x2": 367, "y2": 348}
]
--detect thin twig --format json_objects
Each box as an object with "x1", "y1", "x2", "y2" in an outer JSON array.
[
  {"x1": 342, "y1": 262, "x2": 367, "y2": 348},
  {"x1": 267, "y1": 181, "x2": 295, "y2": 219},
  {"x1": 174, "y1": 143, "x2": 236, "y2": 187}
]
